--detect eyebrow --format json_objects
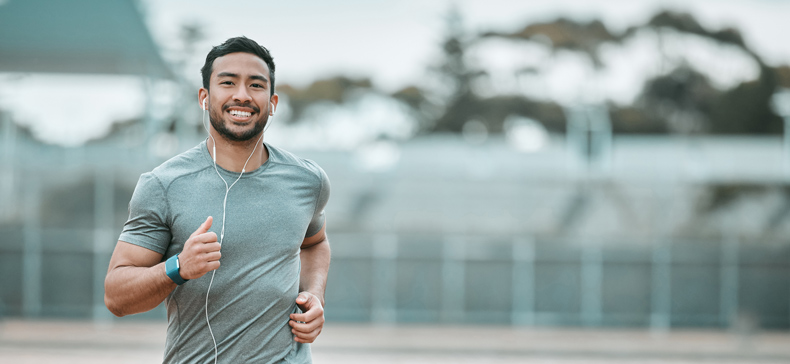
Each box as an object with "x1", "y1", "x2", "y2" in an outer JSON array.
[
  {"x1": 249, "y1": 75, "x2": 268, "y2": 83},
  {"x1": 217, "y1": 72, "x2": 268, "y2": 83}
]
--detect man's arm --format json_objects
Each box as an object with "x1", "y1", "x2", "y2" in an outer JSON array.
[
  {"x1": 104, "y1": 241, "x2": 173, "y2": 317},
  {"x1": 104, "y1": 216, "x2": 221, "y2": 317},
  {"x1": 299, "y1": 223, "x2": 331, "y2": 305},
  {"x1": 289, "y1": 223, "x2": 331, "y2": 343}
]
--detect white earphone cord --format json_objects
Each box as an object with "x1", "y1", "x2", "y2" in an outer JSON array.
[{"x1": 200, "y1": 100, "x2": 273, "y2": 364}]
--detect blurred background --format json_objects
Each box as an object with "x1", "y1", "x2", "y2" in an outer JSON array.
[{"x1": 1, "y1": 0, "x2": 790, "y2": 362}]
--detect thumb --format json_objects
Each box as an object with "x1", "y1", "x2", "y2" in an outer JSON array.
[
  {"x1": 296, "y1": 293, "x2": 309, "y2": 304},
  {"x1": 190, "y1": 216, "x2": 213, "y2": 238}
]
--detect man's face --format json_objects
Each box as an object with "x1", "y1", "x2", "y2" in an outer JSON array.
[{"x1": 203, "y1": 52, "x2": 276, "y2": 142}]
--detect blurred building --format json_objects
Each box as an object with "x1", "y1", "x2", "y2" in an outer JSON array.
[
  {"x1": 3, "y1": 125, "x2": 790, "y2": 329},
  {"x1": 0, "y1": 0, "x2": 184, "y2": 320},
  {"x1": 0, "y1": 0, "x2": 788, "y2": 331}
]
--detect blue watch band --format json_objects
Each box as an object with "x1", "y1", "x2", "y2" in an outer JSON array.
[{"x1": 165, "y1": 254, "x2": 188, "y2": 285}]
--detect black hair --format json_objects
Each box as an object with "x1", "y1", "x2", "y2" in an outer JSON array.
[{"x1": 200, "y1": 36, "x2": 276, "y2": 96}]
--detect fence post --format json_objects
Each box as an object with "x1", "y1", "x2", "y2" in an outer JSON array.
[
  {"x1": 442, "y1": 235, "x2": 465, "y2": 322},
  {"x1": 719, "y1": 236, "x2": 740, "y2": 328},
  {"x1": 1, "y1": 111, "x2": 17, "y2": 221},
  {"x1": 92, "y1": 167, "x2": 115, "y2": 322},
  {"x1": 371, "y1": 233, "x2": 398, "y2": 323},
  {"x1": 581, "y1": 244, "x2": 603, "y2": 326},
  {"x1": 512, "y1": 237, "x2": 535, "y2": 325},
  {"x1": 651, "y1": 243, "x2": 672, "y2": 332},
  {"x1": 22, "y1": 177, "x2": 41, "y2": 317}
]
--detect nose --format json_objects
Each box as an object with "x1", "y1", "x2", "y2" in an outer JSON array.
[{"x1": 233, "y1": 85, "x2": 252, "y2": 103}]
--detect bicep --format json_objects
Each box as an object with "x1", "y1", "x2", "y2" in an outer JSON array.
[
  {"x1": 304, "y1": 163, "x2": 330, "y2": 239},
  {"x1": 301, "y1": 223, "x2": 327, "y2": 249},
  {"x1": 107, "y1": 240, "x2": 164, "y2": 272}
]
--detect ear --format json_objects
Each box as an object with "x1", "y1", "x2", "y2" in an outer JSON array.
[
  {"x1": 198, "y1": 88, "x2": 208, "y2": 110},
  {"x1": 269, "y1": 93, "x2": 279, "y2": 115}
]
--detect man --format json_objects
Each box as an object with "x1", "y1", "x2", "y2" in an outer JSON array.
[{"x1": 104, "y1": 36, "x2": 330, "y2": 363}]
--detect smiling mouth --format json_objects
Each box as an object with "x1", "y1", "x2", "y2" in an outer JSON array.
[{"x1": 229, "y1": 110, "x2": 252, "y2": 118}]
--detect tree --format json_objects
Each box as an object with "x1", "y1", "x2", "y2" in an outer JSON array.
[{"x1": 429, "y1": 6, "x2": 485, "y2": 133}]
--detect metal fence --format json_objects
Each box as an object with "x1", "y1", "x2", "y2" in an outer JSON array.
[
  {"x1": 326, "y1": 233, "x2": 790, "y2": 329},
  {"x1": 3, "y1": 225, "x2": 788, "y2": 330},
  {"x1": 1, "y1": 134, "x2": 789, "y2": 329}
]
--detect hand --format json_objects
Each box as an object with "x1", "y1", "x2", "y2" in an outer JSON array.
[
  {"x1": 289, "y1": 292, "x2": 325, "y2": 343},
  {"x1": 177, "y1": 216, "x2": 221, "y2": 280}
]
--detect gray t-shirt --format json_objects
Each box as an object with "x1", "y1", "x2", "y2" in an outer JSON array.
[{"x1": 119, "y1": 140, "x2": 330, "y2": 364}]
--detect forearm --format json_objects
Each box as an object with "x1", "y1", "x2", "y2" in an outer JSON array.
[
  {"x1": 299, "y1": 238, "x2": 331, "y2": 305},
  {"x1": 104, "y1": 262, "x2": 175, "y2": 317}
]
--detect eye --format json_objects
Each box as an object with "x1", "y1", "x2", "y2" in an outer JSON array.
[
  {"x1": 220, "y1": 81, "x2": 234, "y2": 85},
  {"x1": 251, "y1": 83, "x2": 265, "y2": 88}
]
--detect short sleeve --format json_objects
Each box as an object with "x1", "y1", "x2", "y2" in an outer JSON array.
[
  {"x1": 305, "y1": 164, "x2": 330, "y2": 238},
  {"x1": 118, "y1": 172, "x2": 172, "y2": 254}
]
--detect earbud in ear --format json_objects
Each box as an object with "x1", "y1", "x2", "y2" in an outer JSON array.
[
  {"x1": 203, "y1": 99, "x2": 207, "y2": 110},
  {"x1": 270, "y1": 102, "x2": 275, "y2": 115}
]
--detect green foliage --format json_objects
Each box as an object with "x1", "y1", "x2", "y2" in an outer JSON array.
[
  {"x1": 277, "y1": 76, "x2": 373, "y2": 122},
  {"x1": 275, "y1": 8, "x2": 789, "y2": 136},
  {"x1": 424, "y1": 8, "x2": 788, "y2": 135}
]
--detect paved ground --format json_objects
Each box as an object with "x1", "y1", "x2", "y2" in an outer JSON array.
[{"x1": 1, "y1": 319, "x2": 789, "y2": 363}]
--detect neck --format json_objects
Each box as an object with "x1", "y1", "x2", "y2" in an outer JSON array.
[{"x1": 207, "y1": 131, "x2": 268, "y2": 173}]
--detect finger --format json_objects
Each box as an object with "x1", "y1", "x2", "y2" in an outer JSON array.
[
  {"x1": 207, "y1": 260, "x2": 220, "y2": 271},
  {"x1": 183, "y1": 236, "x2": 218, "y2": 257},
  {"x1": 295, "y1": 293, "x2": 309, "y2": 305},
  {"x1": 189, "y1": 216, "x2": 213, "y2": 239},
  {"x1": 290, "y1": 306, "x2": 319, "y2": 322},
  {"x1": 289, "y1": 318, "x2": 322, "y2": 333},
  {"x1": 192, "y1": 232, "x2": 219, "y2": 245},
  {"x1": 204, "y1": 251, "x2": 222, "y2": 262},
  {"x1": 294, "y1": 293, "x2": 320, "y2": 310},
  {"x1": 187, "y1": 243, "x2": 220, "y2": 262},
  {"x1": 290, "y1": 310, "x2": 315, "y2": 323},
  {"x1": 294, "y1": 336, "x2": 312, "y2": 344},
  {"x1": 291, "y1": 305, "x2": 322, "y2": 323},
  {"x1": 293, "y1": 334, "x2": 318, "y2": 343},
  {"x1": 198, "y1": 241, "x2": 221, "y2": 254},
  {"x1": 292, "y1": 327, "x2": 322, "y2": 343}
]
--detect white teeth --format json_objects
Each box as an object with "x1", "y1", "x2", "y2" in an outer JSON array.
[{"x1": 229, "y1": 110, "x2": 252, "y2": 117}]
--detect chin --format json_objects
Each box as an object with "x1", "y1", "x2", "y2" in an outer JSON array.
[
  {"x1": 225, "y1": 125, "x2": 265, "y2": 142},
  {"x1": 210, "y1": 112, "x2": 268, "y2": 142}
]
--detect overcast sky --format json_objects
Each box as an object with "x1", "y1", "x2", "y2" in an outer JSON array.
[
  {"x1": 141, "y1": 0, "x2": 790, "y2": 91},
  {"x1": 4, "y1": 0, "x2": 790, "y2": 146}
]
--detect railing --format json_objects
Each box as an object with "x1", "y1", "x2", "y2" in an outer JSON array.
[
  {"x1": 1, "y1": 132, "x2": 789, "y2": 328},
  {"x1": 326, "y1": 233, "x2": 790, "y2": 329},
  {"x1": 1, "y1": 226, "x2": 788, "y2": 329}
]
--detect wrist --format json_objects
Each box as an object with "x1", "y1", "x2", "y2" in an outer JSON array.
[
  {"x1": 303, "y1": 290, "x2": 325, "y2": 307},
  {"x1": 165, "y1": 254, "x2": 189, "y2": 285}
]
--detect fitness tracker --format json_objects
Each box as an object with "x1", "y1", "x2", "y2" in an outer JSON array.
[{"x1": 165, "y1": 254, "x2": 188, "y2": 285}]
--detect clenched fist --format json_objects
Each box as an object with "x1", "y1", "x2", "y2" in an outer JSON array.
[{"x1": 178, "y1": 216, "x2": 221, "y2": 280}]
